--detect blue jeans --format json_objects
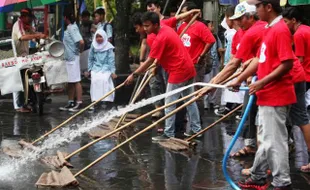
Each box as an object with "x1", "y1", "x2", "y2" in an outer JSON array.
[
  {"x1": 164, "y1": 78, "x2": 201, "y2": 137},
  {"x1": 149, "y1": 66, "x2": 165, "y2": 107}
]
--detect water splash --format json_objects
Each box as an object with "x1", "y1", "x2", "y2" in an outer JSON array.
[{"x1": 0, "y1": 82, "x2": 223, "y2": 183}]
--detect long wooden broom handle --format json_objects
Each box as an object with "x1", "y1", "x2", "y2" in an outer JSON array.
[
  {"x1": 130, "y1": 63, "x2": 156, "y2": 102},
  {"x1": 221, "y1": 71, "x2": 242, "y2": 84},
  {"x1": 114, "y1": 73, "x2": 154, "y2": 129},
  {"x1": 179, "y1": 13, "x2": 200, "y2": 38},
  {"x1": 66, "y1": 88, "x2": 204, "y2": 160},
  {"x1": 31, "y1": 82, "x2": 126, "y2": 145},
  {"x1": 114, "y1": 61, "x2": 157, "y2": 129},
  {"x1": 74, "y1": 92, "x2": 202, "y2": 177},
  {"x1": 176, "y1": 0, "x2": 186, "y2": 15},
  {"x1": 184, "y1": 72, "x2": 243, "y2": 141},
  {"x1": 116, "y1": 72, "x2": 150, "y2": 129},
  {"x1": 186, "y1": 104, "x2": 243, "y2": 141}
]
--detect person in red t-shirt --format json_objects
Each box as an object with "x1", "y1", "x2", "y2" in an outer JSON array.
[
  {"x1": 283, "y1": 7, "x2": 310, "y2": 174},
  {"x1": 199, "y1": 2, "x2": 265, "y2": 158},
  {"x1": 221, "y1": 1, "x2": 266, "y2": 158},
  {"x1": 200, "y1": 1, "x2": 264, "y2": 90},
  {"x1": 200, "y1": 1, "x2": 264, "y2": 107},
  {"x1": 283, "y1": 7, "x2": 310, "y2": 88},
  {"x1": 132, "y1": 12, "x2": 166, "y2": 119},
  {"x1": 146, "y1": 8, "x2": 201, "y2": 48},
  {"x1": 144, "y1": 1, "x2": 200, "y2": 120},
  {"x1": 125, "y1": 12, "x2": 201, "y2": 141},
  {"x1": 229, "y1": 0, "x2": 295, "y2": 188},
  {"x1": 177, "y1": 1, "x2": 215, "y2": 84}
]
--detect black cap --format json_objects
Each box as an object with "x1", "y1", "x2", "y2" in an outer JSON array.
[{"x1": 20, "y1": 8, "x2": 35, "y2": 18}]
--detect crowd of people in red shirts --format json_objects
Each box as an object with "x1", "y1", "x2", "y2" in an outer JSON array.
[{"x1": 127, "y1": 0, "x2": 310, "y2": 189}]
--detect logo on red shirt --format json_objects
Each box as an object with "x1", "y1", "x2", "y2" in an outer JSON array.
[{"x1": 181, "y1": 34, "x2": 191, "y2": 47}]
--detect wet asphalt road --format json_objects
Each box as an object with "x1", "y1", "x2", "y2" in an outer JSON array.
[{"x1": 0, "y1": 94, "x2": 310, "y2": 190}]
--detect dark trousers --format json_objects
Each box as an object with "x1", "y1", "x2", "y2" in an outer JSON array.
[{"x1": 241, "y1": 93, "x2": 258, "y2": 147}]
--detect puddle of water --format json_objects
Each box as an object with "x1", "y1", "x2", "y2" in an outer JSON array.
[{"x1": 0, "y1": 83, "x2": 206, "y2": 183}]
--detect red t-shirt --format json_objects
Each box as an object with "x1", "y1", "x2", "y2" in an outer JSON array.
[
  {"x1": 256, "y1": 19, "x2": 296, "y2": 106},
  {"x1": 177, "y1": 21, "x2": 215, "y2": 64},
  {"x1": 231, "y1": 29, "x2": 244, "y2": 55},
  {"x1": 147, "y1": 17, "x2": 178, "y2": 47},
  {"x1": 291, "y1": 56, "x2": 306, "y2": 83},
  {"x1": 149, "y1": 25, "x2": 196, "y2": 84},
  {"x1": 235, "y1": 21, "x2": 266, "y2": 62},
  {"x1": 294, "y1": 24, "x2": 310, "y2": 82}
]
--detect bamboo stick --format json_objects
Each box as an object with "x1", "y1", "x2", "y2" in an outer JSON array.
[
  {"x1": 74, "y1": 92, "x2": 203, "y2": 177},
  {"x1": 114, "y1": 73, "x2": 154, "y2": 129},
  {"x1": 31, "y1": 82, "x2": 125, "y2": 145},
  {"x1": 65, "y1": 88, "x2": 204, "y2": 160},
  {"x1": 129, "y1": 63, "x2": 155, "y2": 102},
  {"x1": 176, "y1": 0, "x2": 186, "y2": 15},
  {"x1": 221, "y1": 71, "x2": 242, "y2": 84},
  {"x1": 179, "y1": 13, "x2": 199, "y2": 38},
  {"x1": 114, "y1": 62, "x2": 157, "y2": 129},
  {"x1": 159, "y1": 72, "x2": 243, "y2": 146},
  {"x1": 186, "y1": 104, "x2": 243, "y2": 141}
]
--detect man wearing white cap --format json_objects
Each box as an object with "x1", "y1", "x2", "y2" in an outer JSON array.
[
  {"x1": 229, "y1": 0, "x2": 295, "y2": 189},
  {"x1": 199, "y1": 1, "x2": 265, "y2": 97},
  {"x1": 199, "y1": 1, "x2": 266, "y2": 157},
  {"x1": 200, "y1": 1, "x2": 265, "y2": 88}
]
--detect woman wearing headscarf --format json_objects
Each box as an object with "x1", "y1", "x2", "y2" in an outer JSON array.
[{"x1": 85, "y1": 29, "x2": 117, "y2": 110}]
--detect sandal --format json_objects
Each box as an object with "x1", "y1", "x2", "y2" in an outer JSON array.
[
  {"x1": 241, "y1": 168, "x2": 251, "y2": 176},
  {"x1": 301, "y1": 163, "x2": 310, "y2": 173},
  {"x1": 16, "y1": 108, "x2": 31, "y2": 113},
  {"x1": 241, "y1": 168, "x2": 271, "y2": 176},
  {"x1": 230, "y1": 146, "x2": 256, "y2": 157}
]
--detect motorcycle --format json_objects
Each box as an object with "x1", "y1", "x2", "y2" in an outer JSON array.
[
  {"x1": 25, "y1": 61, "x2": 49, "y2": 115},
  {"x1": 25, "y1": 39, "x2": 64, "y2": 115}
]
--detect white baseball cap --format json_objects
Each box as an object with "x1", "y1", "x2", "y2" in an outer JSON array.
[{"x1": 229, "y1": 1, "x2": 256, "y2": 20}]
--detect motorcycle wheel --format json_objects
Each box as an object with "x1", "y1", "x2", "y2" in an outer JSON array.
[{"x1": 36, "y1": 92, "x2": 44, "y2": 115}]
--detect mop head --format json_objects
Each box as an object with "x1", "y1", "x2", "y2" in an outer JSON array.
[
  {"x1": 158, "y1": 137, "x2": 190, "y2": 151},
  {"x1": 40, "y1": 151, "x2": 73, "y2": 169},
  {"x1": 18, "y1": 139, "x2": 38, "y2": 150},
  {"x1": 87, "y1": 123, "x2": 119, "y2": 139},
  {"x1": 35, "y1": 166, "x2": 78, "y2": 187},
  {"x1": 158, "y1": 137, "x2": 199, "y2": 152},
  {"x1": 87, "y1": 114, "x2": 140, "y2": 138},
  {"x1": 2, "y1": 146, "x2": 23, "y2": 158},
  {"x1": 1, "y1": 139, "x2": 38, "y2": 158}
]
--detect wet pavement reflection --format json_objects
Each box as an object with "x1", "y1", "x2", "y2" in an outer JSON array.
[{"x1": 0, "y1": 96, "x2": 310, "y2": 189}]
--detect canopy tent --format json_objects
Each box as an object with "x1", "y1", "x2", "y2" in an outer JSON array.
[
  {"x1": 0, "y1": 0, "x2": 62, "y2": 12},
  {"x1": 0, "y1": 0, "x2": 27, "y2": 7}
]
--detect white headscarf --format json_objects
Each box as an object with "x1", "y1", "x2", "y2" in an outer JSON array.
[{"x1": 92, "y1": 29, "x2": 114, "y2": 52}]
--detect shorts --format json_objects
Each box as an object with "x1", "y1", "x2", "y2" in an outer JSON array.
[
  {"x1": 289, "y1": 81, "x2": 309, "y2": 127},
  {"x1": 65, "y1": 55, "x2": 81, "y2": 83}
]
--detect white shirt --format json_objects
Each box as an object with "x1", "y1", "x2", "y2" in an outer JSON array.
[{"x1": 12, "y1": 19, "x2": 29, "y2": 56}]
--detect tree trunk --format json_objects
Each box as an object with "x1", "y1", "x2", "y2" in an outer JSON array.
[{"x1": 114, "y1": 0, "x2": 132, "y2": 74}]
